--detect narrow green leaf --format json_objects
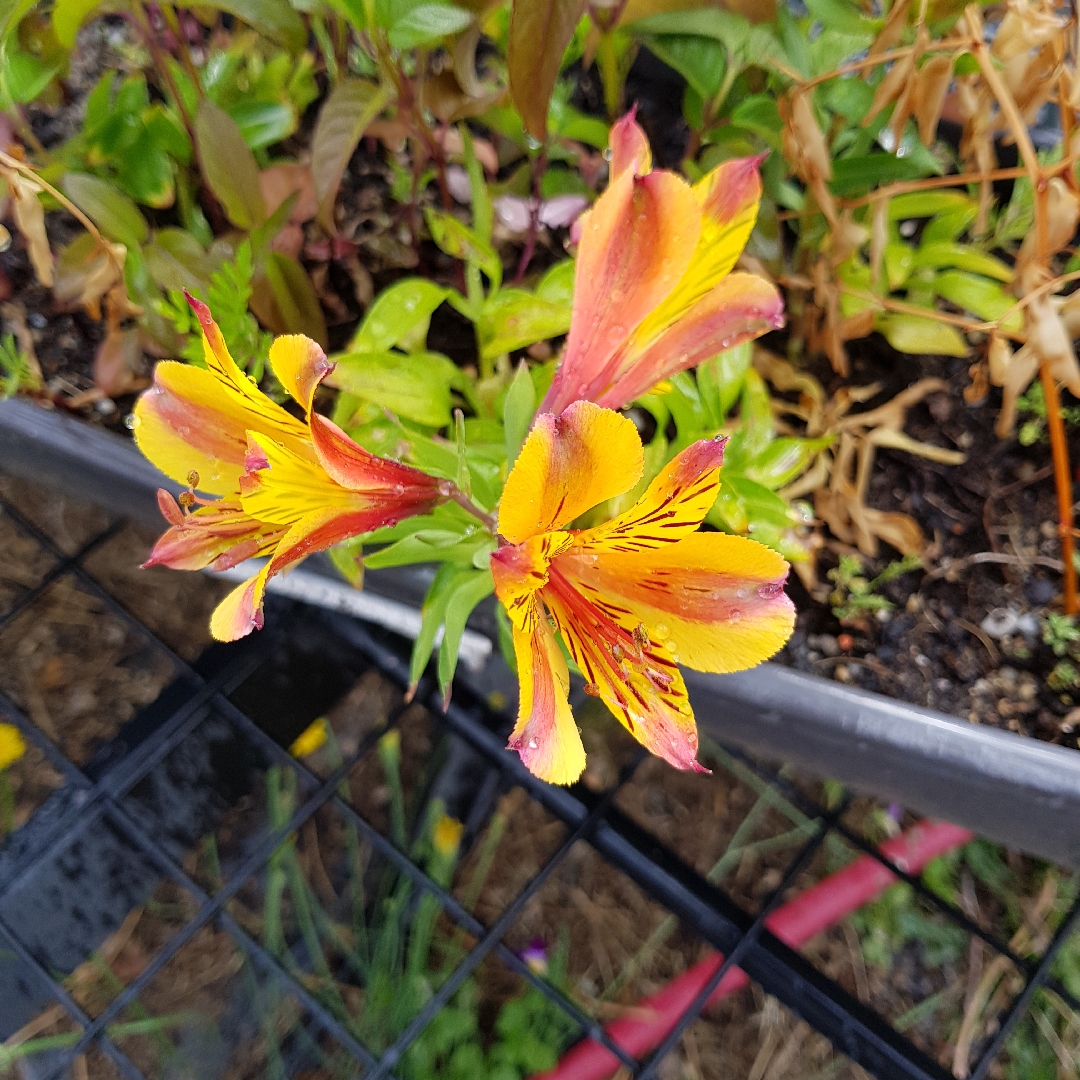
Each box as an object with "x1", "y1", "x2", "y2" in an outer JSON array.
[
  {"x1": 255, "y1": 251, "x2": 328, "y2": 346},
  {"x1": 437, "y1": 570, "x2": 495, "y2": 697},
  {"x1": 195, "y1": 100, "x2": 266, "y2": 229},
  {"x1": 409, "y1": 565, "x2": 473, "y2": 689},
  {"x1": 745, "y1": 436, "x2": 833, "y2": 490},
  {"x1": 876, "y1": 312, "x2": 969, "y2": 357},
  {"x1": 425, "y1": 208, "x2": 502, "y2": 287},
  {"x1": 912, "y1": 242, "x2": 1013, "y2": 283},
  {"x1": 697, "y1": 341, "x2": 752, "y2": 427},
  {"x1": 455, "y1": 409, "x2": 470, "y2": 496},
  {"x1": 503, "y1": 359, "x2": 536, "y2": 468}
]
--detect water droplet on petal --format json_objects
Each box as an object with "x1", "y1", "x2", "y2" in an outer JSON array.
[
  {"x1": 654, "y1": 623, "x2": 670, "y2": 640},
  {"x1": 527, "y1": 738, "x2": 538, "y2": 749},
  {"x1": 729, "y1": 609, "x2": 742, "y2": 623},
  {"x1": 758, "y1": 582, "x2": 784, "y2": 600}
]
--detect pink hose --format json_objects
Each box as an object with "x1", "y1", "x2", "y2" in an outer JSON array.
[{"x1": 536, "y1": 820, "x2": 973, "y2": 1080}]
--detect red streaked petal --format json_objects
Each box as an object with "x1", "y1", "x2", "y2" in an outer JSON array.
[
  {"x1": 498, "y1": 402, "x2": 644, "y2": 544},
  {"x1": 596, "y1": 273, "x2": 784, "y2": 410},
  {"x1": 209, "y1": 501, "x2": 436, "y2": 641},
  {"x1": 506, "y1": 607, "x2": 586, "y2": 785},
  {"x1": 560, "y1": 531, "x2": 796, "y2": 674},
  {"x1": 542, "y1": 567, "x2": 705, "y2": 773},
  {"x1": 310, "y1": 413, "x2": 443, "y2": 497},
  {"x1": 541, "y1": 169, "x2": 701, "y2": 415},
  {"x1": 574, "y1": 437, "x2": 727, "y2": 553}
]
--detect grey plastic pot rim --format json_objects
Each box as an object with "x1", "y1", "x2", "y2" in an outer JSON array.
[{"x1": 2, "y1": 396, "x2": 1079, "y2": 868}]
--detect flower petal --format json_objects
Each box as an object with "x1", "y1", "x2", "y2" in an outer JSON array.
[
  {"x1": 498, "y1": 401, "x2": 644, "y2": 544},
  {"x1": 133, "y1": 356, "x2": 312, "y2": 496},
  {"x1": 310, "y1": 413, "x2": 444, "y2": 497},
  {"x1": 491, "y1": 531, "x2": 573, "y2": 630},
  {"x1": 540, "y1": 169, "x2": 701, "y2": 415},
  {"x1": 560, "y1": 532, "x2": 796, "y2": 674},
  {"x1": 543, "y1": 566, "x2": 704, "y2": 773},
  {"x1": 143, "y1": 498, "x2": 283, "y2": 571},
  {"x1": 210, "y1": 503, "x2": 421, "y2": 641},
  {"x1": 506, "y1": 606, "x2": 586, "y2": 785},
  {"x1": 240, "y1": 432, "x2": 377, "y2": 525},
  {"x1": 596, "y1": 273, "x2": 784, "y2": 410},
  {"x1": 609, "y1": 109, "x2": 652, "y2": 180},
  {"x1": 575, "y1": 437, "x2": 726, "y2": 553},
  {"x1": 269, "y1": 334, "x2": 333, "y2": 413}
]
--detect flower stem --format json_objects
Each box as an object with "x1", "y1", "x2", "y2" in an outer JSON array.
[
  {"x1": 443, "y1": 483, "x2": 498, "y2": 534},
  {"x1": 1040, "y1": 367, "x2": 1078, "y2": 615}
]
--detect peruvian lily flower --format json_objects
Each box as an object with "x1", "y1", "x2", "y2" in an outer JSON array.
[
  {"x1": 490, "y1": 401, "x2": 795, "y2": 785},
  {"x1": 133, "y1": 297, "x2": 444, "y2": 641},
  {"x1": 540, "y1": 112, "x2": 784, "y2": 416}
]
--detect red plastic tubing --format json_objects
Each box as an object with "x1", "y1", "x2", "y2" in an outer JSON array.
[{"x1": 536, "y1": 820, "x2": 974, "y2": 1080}]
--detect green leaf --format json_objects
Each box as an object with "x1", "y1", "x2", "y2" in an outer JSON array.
[
  {"x1": 477, "y1": 288, "x2": 571, "y2": 360},
  {"x1": 144, "y1": 228, "x2": 215, "y2": 293},
  {"x1": 912, "y1": 242, "x2": 1013, "y2": 283},
  {"x1": 437, "y1": 569, "x2": 494, "y2": 695},
  {"x1": 60, "y1": 173, "x2": 148, "y2": 248},
  {"x1": 425, "y1": 208, "x2": 502, "y2": 287},
  {"x1": 311, "y1": 79, "x2": 390, "y2": 231},
  {"x1": 327, "y1": 351, "x2": 458, "y2": 426},
  {"x1": 697, "y1": 341, "x2": 752, "y2": 427},
  {"x1": 195, "y1": 100, "x2": 266, "y2": 229},
  {"x1": 508, "y1": 0, "x2": 588, "y2": 139},
  {"x1": 503, "y1": 359, "x2": 536, "y2": 467},
  {"x1": 876, "y1": 313, "x2": 969, "y2": 357},
  {"x1": 535, "y1": 259, "x2": 574, "y2": 305},
  {"x1": 115, "y1": 128, "x2": 176, "y2": 208},
  {"x1": 739, "y1": 367, "x2": 773, "y2": 459},
  {"x1": 745, "y1": 435, "x2": 832, "y2": 489},
  {"x1": 227, "y1": 100, "x2": 296, "y2": 150},
  {"x1": 348, "y1": 278, "x2": 449, "y2": 353},
  {"x1": 920, "y1": 206, "x2": 978, "y2": 244},
  {"x1": 0, "y1": 0, "x2": 36, "y2": 40},
  {"x1": 51, "y1": 0, "x2": 102, "y2": 47},
  {"x1": 830, "y1": 154, "x2": 941, "y2": 196},
  {"x1": 2, "y1": 47, "x2": 63, "y2": 104},
  {"x1": 178, "y1": 0, "x2": 306, "y2": 51},
  {"x1": 462, "y1": 126, "x2": 492, "y2": 245},
  {"x1": 254, "y1": 251, "x2": 328, "y2": 346},
  {"x1": 638, "y1": 34, "x2": 726, "y2": 102},
  {"x1": 883, "y1": 242, "x2": 915, "y2": 291},
  {"x1": 388, "y1": 2, "x2": 472, "y2": 47},
  {"x1": 932, "y1": 270, "x2": 1022, "y2": 331},
  {"x1": 805, "y1": 0, "x2": 881, "y2": 34},
  {"x1": 409, "y1": 565, "x2": 475, "y2": 690},
  {"x1": 629, "y1": 8, "x2": 787, "y2": 73},
  {"x1": 728, "y1": 95, "x2": 783, "y2": 148},
  {"x1": 365, "y1": 526, "x2": 489, "y2": 569}
]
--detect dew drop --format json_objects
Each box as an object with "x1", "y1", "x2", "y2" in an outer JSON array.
[
  {"x1": 729, "y1": 609, "x2": 742, "y2": 623},
  {"x1": 654, "y1": 623, "x2": 670, "y2": 640},
  {"x1": 528, "y1": 738, "x2": 538, "y2": 749},
  {"x1": 393, "y1": 483, "x2": 405, "y2": 496},
  {"x1": 736, "y1": 587, "x2": 748, "y2": 599},
  {"x1": 758, "y1": 582, "x2": 783, "y2": 600}
]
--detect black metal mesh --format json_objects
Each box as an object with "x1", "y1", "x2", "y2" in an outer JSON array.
[{"x1": 1, "y1": 477, "x2": 1078, "y2": 1080}]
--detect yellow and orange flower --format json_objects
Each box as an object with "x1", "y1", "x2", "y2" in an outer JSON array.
[
  {"x1": 541, "y1": 111, "x2": 784, "y2": 417},
  {"x1": 491, "y1": 401, "x2": 796, "y2": 785},
  {"x1": 133, "y1": 297, "x2": 444, "y2": 641}
]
